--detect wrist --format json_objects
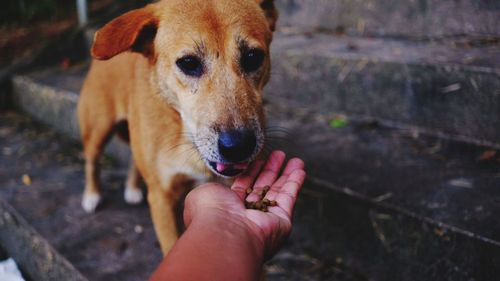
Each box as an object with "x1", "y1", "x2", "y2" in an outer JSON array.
[{"x1": 153, "y1": 210, "x2": 265, "y2": 281}]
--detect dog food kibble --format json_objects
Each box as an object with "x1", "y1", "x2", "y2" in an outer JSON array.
[
  {"x1": 257, "y1": 190, "x2": 265, "y2": 198},
  {"x1": 245, "y1": 201, "x2": 254, "y2": 209},
  {"x1": 244, "y1": 186, "x2": 278, "y2": 212},
  {"x1": 255, "y1": 201, "x2": 263, "y2": 209}
]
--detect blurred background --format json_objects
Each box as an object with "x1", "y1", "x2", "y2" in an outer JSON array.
[
  {"x1": 0, "y1": 0, "x2": 150, "y2": 67},
  {"x1": 0, "y1": 0, "x2": 499, "y2": 280}
]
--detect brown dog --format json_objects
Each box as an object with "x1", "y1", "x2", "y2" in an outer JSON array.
[{"x1": 77, "y1": 0, "x2": 278, "y2": 254}]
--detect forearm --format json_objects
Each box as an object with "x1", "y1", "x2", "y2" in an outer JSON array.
[{"x1": 150, "y1": 214, "x2": 265, "y2": 281}]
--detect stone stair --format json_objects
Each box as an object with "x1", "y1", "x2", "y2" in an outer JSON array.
[
  {"x1": 275, "y1": 0, "x2": 500, "y2": 38},
  {"x1": 268, "y1": 32, "x2": 500, "y2": 148}
]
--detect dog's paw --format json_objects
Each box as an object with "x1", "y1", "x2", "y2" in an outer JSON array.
[
  {"x1": 124, "y1": 186, "x2": 143, "y2": 205},
  {"x1": 82, "y1": 192, "x2": 101, "y2": 213}
]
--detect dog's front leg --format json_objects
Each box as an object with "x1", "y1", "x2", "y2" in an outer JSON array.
[
  {"x1": 124, "y1": 158, "x2": 143, "y2": 204},
  {"x1": 147, "y1": 174, "x2": 189, "y2": 255}
]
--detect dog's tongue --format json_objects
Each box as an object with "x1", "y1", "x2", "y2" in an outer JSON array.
[{"x1": 216, "y1": 162, "x2": 249, "y2": 173}]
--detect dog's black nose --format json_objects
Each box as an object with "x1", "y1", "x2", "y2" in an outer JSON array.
[{"x1": 218, "y1": 129, "x2": 257, "y2": 163}]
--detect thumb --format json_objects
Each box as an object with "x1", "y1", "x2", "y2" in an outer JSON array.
[{"x1": 183, "y1": 183, "x2": 227, "y2": 226}]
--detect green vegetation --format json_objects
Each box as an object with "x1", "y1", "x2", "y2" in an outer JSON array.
[{"x1": 329, "y1": 115, "x2": 349, "y2": 129}]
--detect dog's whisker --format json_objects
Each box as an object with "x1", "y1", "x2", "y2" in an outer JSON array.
[
  {"x1": 266, "y1": 125, "x2": 291, "y2": 131},
  {"x1": 178, "y1": 148, "x2": 199, "y2": 171},
  {"x1": 266, "y1": 133, "x2": 291, "y2": 139},
  {"x1": 266, "y1": 132, "x2": 292, "y2": 138},
  {"x1": 162, "y1": 142, "x2": 197, "y2": 156},
  {"x1": 266, "y1": 127, "x2": 291, "y2": 132},
  {"x1": 266, "y1": 127, "x2": 290, "y2": 132},
  {"x1": 266, "y1": 131, "x2": 291, "y2": 136},
  {"x1": 266, "y1": 139, "x2": 294, "y2": 146}
]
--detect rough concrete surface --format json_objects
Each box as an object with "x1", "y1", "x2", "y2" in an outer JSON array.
[
  {"x1": 0, "y1": 199, "x2": 88, "y2": 281},
  {"x1": 275, "y1": 0, "x2": 500, "y2": 37},
  {"x1": 268, "y1": 33, "x2": 500, "y2": 147},
  {"x1": 266, "y1": 102, "x2": 500, "y2": 244},
  {"x1": 0, "y1": 112, "x2": 160, "y2": 281},
  {"x1": 14, "y1": 32, "x2": 500, "y2": 148},
  {"x1": 2, "y1": 108, "x2": 500, "y2": 280},
  {"x1": 12, "y1": 64, "x2": 132, "y2": 167}
]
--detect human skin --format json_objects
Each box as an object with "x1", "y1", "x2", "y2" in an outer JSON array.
[{"x1": 149, "y1": 151, "x2": 306, "y2": 281}]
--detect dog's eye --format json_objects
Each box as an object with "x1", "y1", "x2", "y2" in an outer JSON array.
[
  {"x1": 241, "y1": 49, "x2": 265, "y2": 73},
  {"x1": 176, "y1": 56, "x2": 204, "y2": 77}
]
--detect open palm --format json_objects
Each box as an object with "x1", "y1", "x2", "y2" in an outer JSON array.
[
  {"x1": 184, "y1": 151, "x2": 306, "y2": 258},
  {"x1": 232, "y1": 151, "x2": 305, "y2": 256}
]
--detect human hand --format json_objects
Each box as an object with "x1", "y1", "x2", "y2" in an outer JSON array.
[{"x1": 183, "y1": 151, "x2": 306, "y2": 259}]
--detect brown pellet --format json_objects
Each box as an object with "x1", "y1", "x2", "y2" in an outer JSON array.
[
  {"x1": 245, "y1": 187, "x2": 253, "y2": 195},
  {"x1": 257, "y1": 190, "x2": 265, "y2": 198},
  {"x1": 245, "y1": 193, "x2": 278, "y2": 211},
  {"x1": 255, "y1": 201, "x2": 263, "y2": 209},
  {"x1": 245, "y1": 201, "x2": 255, "y2": 209}
]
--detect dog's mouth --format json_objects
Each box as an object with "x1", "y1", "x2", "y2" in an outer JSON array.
[{"x1": 208, "y1": 161, "x2": 249, "y2": 177}]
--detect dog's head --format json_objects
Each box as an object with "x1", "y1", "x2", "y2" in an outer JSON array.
[{"x1": 92, "y1": 0, "x2": 278, "y2": 177}]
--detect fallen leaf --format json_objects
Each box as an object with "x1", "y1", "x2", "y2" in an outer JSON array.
[
  {"x1": 434, "y1": 228, "x2": 445, "y2": 237},
  {"x1": 478, "y1": 150, "x2": 496, "y2": 161},
  {"x1": 329, "y1": 115, "x2": 348, "y2": 129},
  {"x1": 22, "y1": 174, "x2": 32, "y2": 186}
]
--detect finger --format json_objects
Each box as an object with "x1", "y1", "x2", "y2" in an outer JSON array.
[
  {"x1": 231, "y1": 160, "x2": 264, "y2": 200},
  {"x1": 270, "y1": 158, "x2": 304, "y2": 190},
  {"x1": 273, "y1": 169, "x2": 306, "y2": 218},
  {"x1": 253, "y1": 150, "x2": 286, "y2": 188},
  {"x1": 265, "y1": 158, "x2": 305, "y2": 201},
  {"x1": 247, "y1": 151, "x2": 286, "y2": 201}
]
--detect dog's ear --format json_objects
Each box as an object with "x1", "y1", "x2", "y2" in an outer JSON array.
[
  {"x1": 256, "y1": 0, "x2": 278, "y2": 31},
  {"x1": 92, "y1": 6, "x2": 158, "y2": 60}
]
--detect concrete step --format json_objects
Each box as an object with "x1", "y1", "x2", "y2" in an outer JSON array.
[
  {"x1": 268, "y1": 32, "x2": 500, "y2": 148},
  {"x1": 0, "y1": 198, "x2": 88, "y2": 281},
  {"x1": 275, "y1": 0, "x2": 500, "y2": 37},
  {"x1": 9, "y1": 52, "x2": 500, "y2": 280},
  {"x1": 267, "y1": 100, "x2": 500, "y2": 242},
  {"x1": 14, "y1": 33, "x2": 500, "y2": 149},
  {"x1": 11, "y1": 63, "x2": 131, "y2": 166}
]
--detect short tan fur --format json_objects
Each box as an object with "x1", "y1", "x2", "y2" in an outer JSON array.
[{"x1": 77, "y1": 0, "x2": 278, "y2": 254}]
